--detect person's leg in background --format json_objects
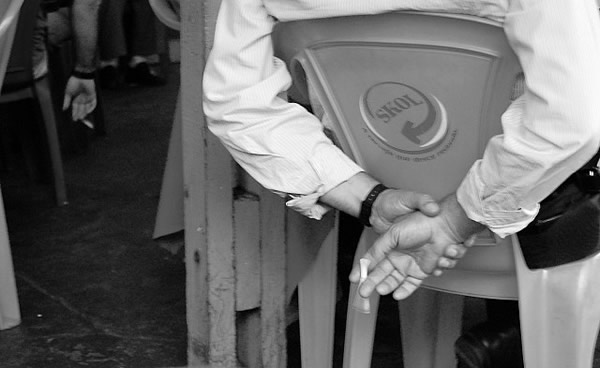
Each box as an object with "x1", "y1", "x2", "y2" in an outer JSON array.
[
  {"x1": 32, "y1": 8, "x2": 49, "y2": 80},
  {"x1": 98, "y1": 0, "x2": 126, "y2": 89},
  {"x1": 12, "y1": 7, "x2": 51, "y2": 180},
  {"x1": 123, "y1": 0, "x2": 165, "y2": 86},
  {"x1": 46, "y1": 6, "x2": 71, "y2": 47},
  {"x1": 46, "y1": 7, "x2": 74, "y2": 89}
]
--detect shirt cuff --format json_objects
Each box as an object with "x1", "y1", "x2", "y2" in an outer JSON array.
[
  {"x1": 456, "y1": 162, "x2": 539, "y2": 238},
  {"x1": 286, "y1": 144, "x2": 363, "y2": 220},
  {"x1": 285, "y1": 186, "x2": 332, "y2": 220}
]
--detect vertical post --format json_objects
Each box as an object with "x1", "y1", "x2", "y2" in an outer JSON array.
[
  {"x1": 181, "y1": 0, "x2": 292, "y2": 366},
  {"x1": 180, "y1": 0, "x2": 237, "y2": 366},
  {"x1": 259, "y1": 189, "x2": 288, "y2": 368}
]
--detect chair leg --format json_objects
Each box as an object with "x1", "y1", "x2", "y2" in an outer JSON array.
[
  {"x1": 399, "y1": 288, "x2": 464, "y2": 368},
  {"x1": 298, "y1": 221, "x2": 338, "y2": 368},
  {"x1": 153, "y1": 91, "x2": 183, "y2": 239},
  {"x1": 33, "y1": 77, "x2": 68, "y2": 206},
  {"x1": 0, "y1": 188, "x2": 21, "y2": 330},
  {"x1": 513, "y1": 236, "x2": 600, "y2": 368},
  {"x1": 343, "y1": 230, "x2": 380, "y2": 368}
]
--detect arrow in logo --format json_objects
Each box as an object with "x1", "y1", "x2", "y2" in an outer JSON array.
[{"x1": 401, "y1": 88, "x2": 437, "y2": 144}]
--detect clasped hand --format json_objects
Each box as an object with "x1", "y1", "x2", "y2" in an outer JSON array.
[{"x1": 351, "y1": 192, "x2": 481, "y2": 300}]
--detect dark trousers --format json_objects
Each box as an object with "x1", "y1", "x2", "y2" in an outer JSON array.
[{"x1": 99, "y1": 0, "x2": 159, "y2": 60}]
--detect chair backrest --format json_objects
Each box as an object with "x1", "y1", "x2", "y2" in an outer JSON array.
[
  {"x1": 273, "y1": 12, "x2": 522, "y2": 202},
  {"x1": 274, "y1": 13, "x2": 524, "y2": 297},
  {"x1": 1, "y1": 0, "x2": 41, "y2": 94},
  {"x1": 0, "y1": 0, "x2": 24, "y2": 90}
]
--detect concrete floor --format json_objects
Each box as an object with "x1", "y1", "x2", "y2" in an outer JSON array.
[
  {"x1": 1, "y1": 63, "x2": 599, "y2": 368},
  {"x1": 0, "y1": 64, "x2": 187, "y2": 367}
]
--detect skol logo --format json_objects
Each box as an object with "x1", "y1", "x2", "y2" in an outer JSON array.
[{"x1": 360, "y1": 82, "x2": 449, "y2": 154}]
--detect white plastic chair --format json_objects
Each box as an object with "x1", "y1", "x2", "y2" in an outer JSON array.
[
  {"x1": 0, "y1": 0, "x2": 23, "y2": 331},
  {"x1": 273, "y1": 11, "x2": 600, "y2": 368},
  {"x1": 1, "y1": 0, "x2": 68, "y2": 206},
  {"x1": 148, "y1": 0, "x2": 180, "y2": 31},
  {"x1": 148, "y1": 0, "x2": 184, "y2": 239}
]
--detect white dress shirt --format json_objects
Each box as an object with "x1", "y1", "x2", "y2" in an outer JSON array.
[{"x1": 203, "y1": 0, "x2": 600, "y2": 237}]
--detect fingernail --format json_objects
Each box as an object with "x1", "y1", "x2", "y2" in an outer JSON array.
[
  {"x1": 393, "y1": 290, "x2": 407, "y2": 300},
  {"x1": 376, "y1": 284, "x2": 388, "y2": 294}
]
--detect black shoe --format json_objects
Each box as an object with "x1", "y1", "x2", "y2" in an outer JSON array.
[
  {"x1": 125, "y1": 62, "x2": 166, "y2": 87},
  {"x1": 455, "y1": 321, "x2": 523, "y2": 368},
  {"x1": 98, "y1": 65, "x2": 120, "y2": 90}
]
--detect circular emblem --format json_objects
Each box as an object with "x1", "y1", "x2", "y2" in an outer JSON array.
[{"x1": 360, "y1": 82, "x2": 448, "y2": 154}]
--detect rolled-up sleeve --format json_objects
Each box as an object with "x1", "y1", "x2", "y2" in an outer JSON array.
[
  {"x1": 202, "y1": 0, "x2": 363, "y2": 206},
  {"x1": 457, "y1": 0, "x2": 600, "y2": 237}
]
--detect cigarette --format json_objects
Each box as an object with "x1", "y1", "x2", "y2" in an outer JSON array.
[
  {"x1": 352, "y1": 258, "x2": 371, "y2": 314},
  {"x1": 80, "y1": 119, "x2": 94, "y2": 129}
]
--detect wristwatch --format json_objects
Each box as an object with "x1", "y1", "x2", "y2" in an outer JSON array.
[
  {"x1": 358, "y1": 184, "x2": 388, "y2": 227},
  {"x1": 72, "y1": 70, "x2": 96, "y2": 80}
]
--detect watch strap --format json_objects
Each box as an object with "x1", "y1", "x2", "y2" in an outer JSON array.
[
  {"x1": 72, "y1": 70, "x2": 96, "y2": 80},
  {"x1": 359, "y1": 184, "x2": 388, "y2": 227}
]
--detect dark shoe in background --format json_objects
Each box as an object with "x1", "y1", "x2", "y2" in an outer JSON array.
[
  {"x1": 125, "y1": 62, "x2": 166, "y2": 87},
  {"x1": 98, "y1": 65, "x2": 120, "y2": 90},
  {"x1": 455, "y1": 321, "x2": 523, "y2": 368}
]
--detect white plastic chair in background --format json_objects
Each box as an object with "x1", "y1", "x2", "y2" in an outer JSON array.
[
  {"x1": 148, "y1": 0, "x2": 183, "y2": 240},
  {"x1": 149, "y1": 0, "x2": 180, "y2": 31},
  {"x1": 0, "y1": 0, "x2": 24, "y2": 331},
  {"x1": 273, "y1": 11, "x2": 600, "y2": 368},
  {"x1": 0, "y1": 0, "x2": 22, "y2": 87}
]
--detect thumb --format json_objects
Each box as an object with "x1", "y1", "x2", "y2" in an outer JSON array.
[
  {"x1": 417, "y1": 194, "x2": 440, "y2": 217},
  {"x1": 349, "y1": 263, "x2": 361, "y2": 283},
  {"x1": 350, "y1": 229, "x2": 398, "y2": 283},
  {"x1": 391, "y1": 192, "x2": 439, "y2": 217},
  {"x1": 62, "y1": 93, "x2": 72, "y2": 111},
  {"x1": 359, "y1": 224, "x2": 419, "y2": 275}
]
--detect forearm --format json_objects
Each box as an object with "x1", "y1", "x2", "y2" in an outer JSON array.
[
  {"x1": 500, "y1": 0, "x2": 600, "y2": 205},
  {"x1": 439, "y1": 193, "x2": 485, "y2": 242},
  {"x1": 71, "y1": 0, "x2": 101, "y2": 72},
  {"x1": 204, "y1": 0, "x2": 364, "y2": 206},
  {"x1": 319, "y1": 172, "x2": 379, "y2": 218},
  {"x1": 459, "y1": 0, "x2": 600, "y2": 237}
]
